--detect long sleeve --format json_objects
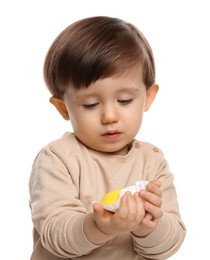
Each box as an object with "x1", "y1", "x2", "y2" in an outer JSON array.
[
  {"x1": 132, "y1": 213, "x2": 186, "y2": 259},
  {"x1": 29, "y1": 146, "x2": 102, "y2": 258},
  {"x1": 131, "y1": 146, "x2": 186, "y2": 259}
]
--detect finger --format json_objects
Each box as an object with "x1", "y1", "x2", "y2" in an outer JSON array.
[
  {"x1": 146, "y1": 182, "x2": 162, "y2": 197},
  {"x1": 127, "y1": 192, "x2": 140, "y2": 220},
  {"x1": 123, "y1": 193, "x2": 145, "y2": 231},
  {"x1": 139, "y1": 189, "x2": 162, "y2": 207},
  {"x1": 141, "y1": 212, "x2": 156, "y2": 229},
  {"x1": 144, "y1": 212, "x2": 153, "y2": 221},
  {"x1": 117, "y1": 192, "x2": 140, "y2": 226},
  {"x1": 150, "y1": 179, "x2": 161, "y2": 188},
  {"x1": 116, "y1": 192, "x2": 130, "y2": 220},
  {"x1": 141, "y1": 217, "x2": 157, "y2": 229},
  {"x1": 133, "y1": 192, "x2": 145, "y2": 223},
  {"x1": 144, "y1": 201, "x2": 163, "y2": 219}
]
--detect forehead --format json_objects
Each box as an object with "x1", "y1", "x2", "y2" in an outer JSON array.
[{"x1": 64, "y1": 66, "x2": 145, "y2": 99}]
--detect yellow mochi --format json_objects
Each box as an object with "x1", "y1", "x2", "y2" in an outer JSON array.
[{"x1": 100, "y1": 190, "x2": 120, "y2": 205}]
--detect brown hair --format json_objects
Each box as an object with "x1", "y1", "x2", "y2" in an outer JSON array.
[{"x1": 44, "y1": 16, "x2": 156, "y2": 97}]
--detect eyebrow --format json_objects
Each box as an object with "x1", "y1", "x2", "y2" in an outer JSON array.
[
  {"x1": 72, "y1": 86, "x2": 142, "y2": 102},
  {"x1": 118, "y1": 87, "x2": 141, "y2": 93}
]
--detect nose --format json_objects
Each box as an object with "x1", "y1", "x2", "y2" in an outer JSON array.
[{"x1": 101, "y1": 104, "x2": 119, "y2": 124}]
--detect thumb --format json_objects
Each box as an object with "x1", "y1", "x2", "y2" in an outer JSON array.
[
  {"x1": 151, "y1": 179, "x2": 161, "y2": 188},
  {"x1": 93, "y1": 201, "x2": 104, "y2": 219}
]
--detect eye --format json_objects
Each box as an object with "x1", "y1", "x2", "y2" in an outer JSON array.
[
  {"x1": 118, "y1": 98, "x2": 133, "y2": 105},
  {"x1": 83, "y1": 102, "x2": 99, "y2": 109}
]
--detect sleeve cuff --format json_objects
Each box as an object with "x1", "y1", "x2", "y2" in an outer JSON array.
[{"x1": 67, "y1": 213, "x2": 103, "y2": 254}]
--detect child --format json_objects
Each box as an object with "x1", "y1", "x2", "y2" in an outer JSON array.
[{"x1": 29, "y1": 16, "x2": 186, "y2": 259}]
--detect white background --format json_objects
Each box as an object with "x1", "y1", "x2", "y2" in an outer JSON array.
[{"x1": 1, "y1": 0, "x2": 209, "y2": 259}]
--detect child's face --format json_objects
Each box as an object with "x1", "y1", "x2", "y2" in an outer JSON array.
[{"x1": 58, "y1": 67, "x2": 157, "y2": 155}]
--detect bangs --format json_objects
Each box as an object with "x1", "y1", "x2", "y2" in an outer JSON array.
[{"x1": 44, "y1": 16, "x2": 155, "y2": 97}]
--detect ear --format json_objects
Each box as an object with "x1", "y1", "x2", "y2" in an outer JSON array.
[
  {"x1": 144, "y1": 84, "x2": 159, "y2": 112},
  {"x1": 49, "y1": 96, "x2": 70, "y2": 120}
]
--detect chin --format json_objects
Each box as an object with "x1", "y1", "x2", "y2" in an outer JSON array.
[{"x1": 107, "y1": 146, "x2": 129, "y2": 156}]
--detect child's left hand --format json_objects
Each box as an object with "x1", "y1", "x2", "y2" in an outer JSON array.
[{"x1": 132, "y1": 179, "x2": 163, "y2": 237}]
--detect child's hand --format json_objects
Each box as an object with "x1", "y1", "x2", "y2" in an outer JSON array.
[
  {"x1": 93, "y1": 191, "x2": 145, "y2": 236},
  {"x1": 133, "y1": 179, "x2": 163, "y2": 237}
]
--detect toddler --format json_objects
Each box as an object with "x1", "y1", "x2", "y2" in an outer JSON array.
[{"x1": 29, "y1": 16, "x2": 186, "y2": 260}]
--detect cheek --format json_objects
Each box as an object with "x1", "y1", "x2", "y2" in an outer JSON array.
[
  {"x1": 68, "y1": 111, "x2": 80, "y2": 130},
  {"x1": 130, "y1": 102, "x2": 144, "y2": 120},
  {"x1": 129, "y1": 104, "x2": 144, "y2": 128},
  {"x1": 70, "y1": 113, "x2": 96, "y2": 132},
  {"x1": 132, "y1": 114, "x2": 143, "y2": 131}
]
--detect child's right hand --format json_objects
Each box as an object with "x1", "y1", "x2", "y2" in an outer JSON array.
[{"x1": 93, "y1": 191, "x2": 145, "y2": 236}]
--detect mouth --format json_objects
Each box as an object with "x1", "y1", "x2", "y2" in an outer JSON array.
[{"x1": 102, "y1": 131, "x2": 122, "y2": 140}]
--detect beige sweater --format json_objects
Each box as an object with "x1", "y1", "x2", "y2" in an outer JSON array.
[{"x1": 29, "y1": 132, "x2": 186, "y2": 260}]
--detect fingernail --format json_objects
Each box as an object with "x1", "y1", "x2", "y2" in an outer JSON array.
[
  {"x1": 145, "y1": 203, "x2": 152, "y2": 210},
  {"x1": 140, "y1": 190, "x2": 145, "y2": 197}
]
